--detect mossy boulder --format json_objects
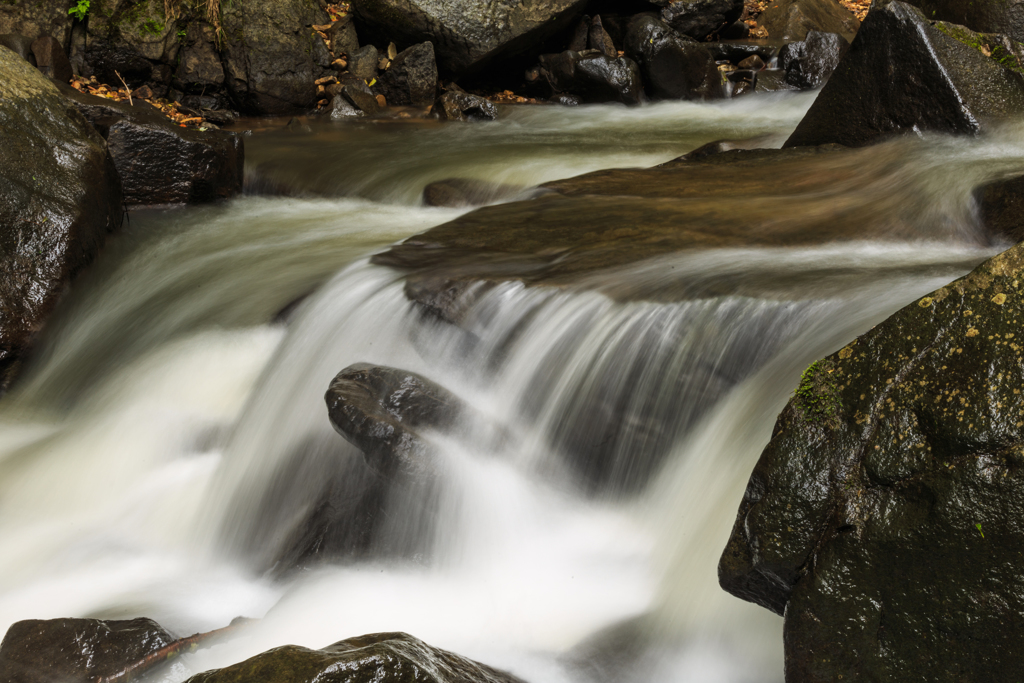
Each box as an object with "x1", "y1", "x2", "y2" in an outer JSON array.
[
  {"x1": 0, "y1": 46, "x2": 122, "y2": 390},
  {"x1": 719, "y1": 240, "x2": 1024, "y2": 680},
  {"x1": 0, "y1": 1, "x2": 72, "y2": 48},
  {"x1": 185, "y1": 632, "x2": 525, "y2": 683},
  {"x1": 785, "y1": 1, "x2": 1024, "y2": 147},
  {"x1": 899, "y1": 0, "x2": 1024, "y2": 42},
  {"x1": 79, "y1": 0, "x2": 182, "y2": 86}
]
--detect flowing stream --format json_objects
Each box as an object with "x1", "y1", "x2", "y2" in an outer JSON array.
[{"x1": 2, "y1": 94, "x2": 1024, "y2": 682}]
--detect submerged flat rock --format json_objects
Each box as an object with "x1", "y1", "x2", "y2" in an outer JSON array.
[{"x1": 719, "y1": 239, "x2": 1024, "y2": 679}]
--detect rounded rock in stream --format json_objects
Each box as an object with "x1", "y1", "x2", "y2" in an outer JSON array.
[
  {"x1": 719, "y1": 239, "x2": 1024, "y2": 680},
  {"x1": 0, "y1": 617, "x2": 175, "y2": 683},
  {"x1": 184, "y1": 632, "x2": 525, "y2": 683}
]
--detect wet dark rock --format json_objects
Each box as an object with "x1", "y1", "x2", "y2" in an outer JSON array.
[
  {"x1": 760, "y1": 0, "x2": 860, "y2": 40},
  {"x1": 432, "y1": 88, "x2": 499, "y2": 121},
  {"x1": 329, "y1": 15, "x2": 360, "y2": 58},
  {"x1": 0, "y1": 34, "x2": 35, "y2": 64},
  {"x1": 785, "y1": 2, "x2": 1024, "y2": 148},
  {"x1": 326, "y1": 94, "x2": 363, "y2": 118},
  {"x1": 777, "y1": 30, "x2": 849, "y2": 89},
  {"x1": 174, "y1": 23, "x2": 224, "y2": 93},
  {"x1": 589, "y1": 15, "x2": 618, "y2": 57},
  {"x1": 900, "y1": 0, "x2": 1024, "y2": 41},
  {"x1": 0, "y1": 46, "x2": 122, "y2": 390},
  {"x1": 326, "y1": 363, "x2": 464, "y2": 478},
  {"x1": 661, "y1": 0, "x2": 745, "y2": 40},
  {"x1": 348, "y1": 44, "x2": 379, "y2": 81},
  {"x1": 976, "y1": 173, "x2": 1024, "y2": 243},
  {"x1": 753, "y1": 68, "x2": 798, "y2": 91},
  {"x1": 535, "y1": 50, "x2": 644, "y2": 104},
  {"x1": 377, "y1": 41, "x2": 438, "y2": 108},
  {"x1": 623, "y1": 14, "x2": 724, "y2": 100},
  {"x1": 552, "y1": 92, "x2": 583, "y2": 105},
  {"x1": 0, "y1": 617, "x2": 175, "y2": 683},
  {"x1": 570, "y1": 14, "x2": 592, "y2": 50},
  {"x1": 719, "y1": 19, "x2": 751, "y2": 38},
  {"x1": 351, "y1": 0, "x2": 588, "y2": 78},
  {"x1": 184, "y1": 632, "x2": 525, "y2": 683},
  {"x1": 719, "y1": 241, "x2": 1024, "y2": 680},
  {"x1": 78, "y1": 0, "x2": 182, "y2": 88},
  {"x1": 30, "y1": 35, "x2": 71, "y2": 82},
  {"x1": 62, "y1": 84, "x2": 243, "y2": 205},
  {"x1": 737, "y1": 54, "x2": 765, "y2": 69},
  {"x1": 726, "y1": 68, "x2": 756, "y2": 83},
  {"x1": 0, "y1": 3, "x2": 71, "y2": 48},
  {"x1": 220, "y1": 0, "x2": 332, "y2": 115},
  {"x1": 704, "y1": 40, "x2": 777, "y2": 63},
  {"x1": 83, "y1": 41, "x2": 153, "y2": 87},
  {"x1": 422, "y1": 178, "x2": 523, "y2": 207},
  {"x1": 339, "y1": 79, "x2": 382, "y2": 115}
]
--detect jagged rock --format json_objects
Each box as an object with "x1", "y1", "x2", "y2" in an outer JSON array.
[
  {"x1": 30, "y1": 35, "x2": 71, "y2": 82},
  {"x1": 325, "y1": 363, "x2": 465, "y2": 477},
  {"x1": 589, "y1": 15, "x2": 617, "y2": 57},
  {"x1": 754, "y1": 68, "x2": 798, "y2": 91},
  {"x1": 0, "y1": 617, "x2": 175, "y2": 683},
  {"x1": 535, "y1": 50, "x2": 644, "y2": 104},
  {"x1": 760, "y1": 0, "x2": 860, "y2": 40},
  {"x1": 62, "y1": 84, "x2": 243, "y2": 205},
  {"x1": 173, "y1": 22, "x2": 224, "y2": 93},
  {"x1": 183, "y1": 632, "x2": 526, "y2": 683},
  {"x1": 0, "y1": 46, "x2": 122, "y2": 390},
  {"x1": 661, "y1": 0, "x2": 746, "y2": 40},
  {"x1": 569, "y1": 14, "x2": 591, "y2": 50},
  {"x1": 719, "y1": 240, "x2": 1024, "y2": 680},
  {"x1": 432, "y1": 88, "x2": 498, "y2": 121},
  {"x1": 348, "y1": 45, "x2": 379, "y2": 81},
  {"x1": 351, "y1": 0, "x2": 588, "y2": 77},
  {"x1": 220, "y1": 0, "x2": 332, "y2": 114},
  {"x1": 704, "y1": 41, "x2": 776, "y2": 63},
  {"x1": 329, "y1": 15, "x2": 360, "y2": 58},
  {"x1": 422, "y1": 178, "x2": 522, "y2": 206},
  {"x1": 624, "y1": 13, "x2": 724, "y2": 100},
  {"x1": 785, "y1": 2, "x2": 1024, "y2": 148},
  {"x1": 338, "y1": 79, "x2": 382, "y2": 115},
  {"x1": 900, "y1": 0, "x2": 1024, "y2": 41},
  {"x1": 738, "y1": 54, "x2": 765, "y2": 69},
  {"x1": 0, "y1": 2, "x2": 71, "y2": 48},
  {"x1": 377, "y1": 41, "x2": 438, "y2": 108},
  {"x1": 777, "y1": 30, "x2": 849, "y2": 89}
]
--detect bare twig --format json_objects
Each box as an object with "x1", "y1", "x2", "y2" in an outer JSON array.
[
  {"x1": 95, "y1": 617, "x2": 258, "y2": 683},
  {"x1": 114, "y1": 70, "x2": 132, "y2": 106}
]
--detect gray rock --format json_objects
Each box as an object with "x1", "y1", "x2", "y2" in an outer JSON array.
[
  {"x1": 329, "y1": 15, "x2": 360, "y2": 58},
  {"x1": 340, "y1": 79, "x2": 382, "y2": 115},
  {"x1": 901, "y1": 0, "x2": 1024, "y2": 42},
  {"x1": 0, "y1": 34, "x2": 35, "y2": 64},
  {"x1": 720, "y1": 240, "x2": 1024, "y2": 680},
  {"x1": 0, "y1": 1, "x2": 72, "y2": 48},
  {"x1": 976, "y1": 172, "x2": 1024, "y2": 243},
  {"x1": 79, "y1": 0, "x2": 181, "y2": 87},
  {"x1": 777, "y1": 29, "x2": 849, "y2": 89},
  {"x1": 351, "y1": 0, "x2": 588, "y2": 77},
  {"x1": 535, "y1": 49, "x2": 644, "y2": 104},
  {"x1": 219, "y1": 0, "x2": 332, "y2": 114},
  {"x1": 174, "y1": 22, "x2": 224, "y2": 92},
  {"x1": 0, "y1": 46, "x2": 122, "y2": 390},
  {"x1": 30, "y1": 35, "x2": 71, "y2": 82},
  {"x1": 589, "y1": 15, "x2": 617, "y2": 57},
  {"x1": 348, "y1": 44, "x2": 379, "y2": 82},
  {"x1": 785, "y1": 1, "x2": 1024, "y2": 148},
  {"x1": 432, "y1": 88, "x2": 498, "y2": 121}
]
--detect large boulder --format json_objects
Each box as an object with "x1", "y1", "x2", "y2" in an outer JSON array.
[
  {"x1": 61, "y1": 84, "x2": 243, "y2": 205},
  {"x1": 784, "y1": 1, "x2": 1024, "y2": 148},
  {"x1": 219, "y1": 0, "x2": 332, "y2": 114},
  {"x1": 623, "y1": 13, "x2": 724, "y2": 100},
  {"x1": 777, "y1": 30, "x2": 849, "y2": 89},
  {"x1": 760, "y1": 0, "x2": 860, "y2": 41},
  {"x1": 78, "y1": 0, "x2": 182, "y2": 87},
  {"x1": 900, "y1": 0, "x2": 1024, "y2": 41},
  {"x1": 977, "y1": 172, "x2": 1024, "y2": 243},
  {"x1": 719, "y1": 240, "x2": 1024, "y2": 680},
  {"x1": 184, "y1": 632, "x2": 525, "y2": 683},
  {"x1": 351, "y1": 0, "x2": 588, "y2": 78},
  {"x1": 0, "y1": 46, "x2": 122, "y2": 389},
  {"x1": 0, "y1": 617, "x2": 174, "y2": 683},
  {"x1": 660, "y1": 0, "x2": 746, "y2": 40},
  {"x1": 173, "y1": 22, "x2": 225, "y2": 95},
  {"x1": 326, "y1": 363, "x2": 465, "y2": 478},
  {"x1": 0, "y1": 2, "x2": 72, "y2": 48}
]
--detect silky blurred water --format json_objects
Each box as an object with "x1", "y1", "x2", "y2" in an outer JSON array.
[{"x1": 1, "y1": 95, "x2": 1023, "y2": 683}]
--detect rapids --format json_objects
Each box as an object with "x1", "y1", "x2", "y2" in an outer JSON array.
[{"x1": 1, "y1": 94, "x2": 1023, "y2": 682}]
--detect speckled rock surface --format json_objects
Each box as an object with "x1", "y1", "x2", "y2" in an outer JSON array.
[
  {"x1": 720, "y1": 240, "x2": 1024, "y2": 680},
  {"x1": 0, "y1": 46, "x2": 122, "y2": 390},
  {"x1": 185, "y1": 632, "x2": 525, "y2": 683}
]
